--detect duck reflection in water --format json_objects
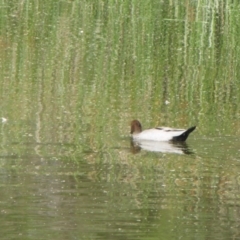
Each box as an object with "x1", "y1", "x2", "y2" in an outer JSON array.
[{"x1": 130, "y1": 139, "x2": 194, "y2": 155}]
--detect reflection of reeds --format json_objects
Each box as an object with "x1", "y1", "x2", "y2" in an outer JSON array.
[
  {"x1": 0, "y1": 1, "x2": 239, "y2": 153},
  {"x1": 0, "y1": 2, "x2": 239, "y2": 238}
]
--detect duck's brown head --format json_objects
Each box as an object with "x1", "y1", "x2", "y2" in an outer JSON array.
[{"x1": 130, "y1": 120, "x2": 142, "y2": 134}]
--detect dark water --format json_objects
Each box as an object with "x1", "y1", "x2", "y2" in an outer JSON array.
[
  {"x1": 1, "y1": 131, "x2": 240, "y2": 239},
  {"x1": 0, "y1": 1, "x2": 240, "y2": 240}
]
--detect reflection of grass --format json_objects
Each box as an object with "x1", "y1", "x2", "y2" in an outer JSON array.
[
  {"x1": 0, "y1": 1, "x2": 240, "y2": 155},
  {"x1": 0, "y1": 3, "x2": 239, "y2": 239}
]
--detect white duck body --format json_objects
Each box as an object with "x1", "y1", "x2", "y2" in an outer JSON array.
[
  {"x1": 130, "y1": 120, "x2": 196, "y2": 142},
  {"x1": 133, "y1": 127, "x2": 187, "y2": 141}
]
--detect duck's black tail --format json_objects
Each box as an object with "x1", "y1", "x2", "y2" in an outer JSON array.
[{"x1": 172, "y1": 126, "x2": 196, "y2": 142}]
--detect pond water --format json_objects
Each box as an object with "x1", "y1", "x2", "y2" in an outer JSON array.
[{"x1": 1, "y1": 1, "x2": 240, "y2": 239}]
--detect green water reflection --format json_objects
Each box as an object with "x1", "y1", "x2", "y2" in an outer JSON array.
[{"x1": 0, "y1": 1, "x2": 240, "y2": 239}]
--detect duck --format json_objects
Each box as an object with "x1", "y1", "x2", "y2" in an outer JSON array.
[{"x1": 131, "y1": 120, "x2": 196, "y2": 142}]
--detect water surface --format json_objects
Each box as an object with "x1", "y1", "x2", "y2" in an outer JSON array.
[{"x1": 0, "y1": 1, "x2": 240, "y2": 240}]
